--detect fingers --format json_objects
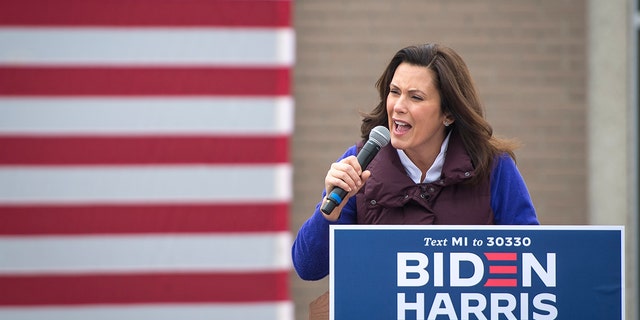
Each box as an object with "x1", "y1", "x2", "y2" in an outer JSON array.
[
  {"x1": 324, "y1": 156, "x2": 364, "y2": 196},
  {"x1": 360, "y1": 169, "x2": 371, "y2": 185},
  {"x1": 321, "y1": 157, "x2": 371, "y2": 221}
]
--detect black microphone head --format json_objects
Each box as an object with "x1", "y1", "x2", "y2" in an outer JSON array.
[{"x1": 369, "y1": 126, "x2": 391, "y2": 148}]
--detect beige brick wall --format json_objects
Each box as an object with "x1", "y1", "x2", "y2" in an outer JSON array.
[{"x1": 291, "y1": 1, "x2": 587, "y2": 318}]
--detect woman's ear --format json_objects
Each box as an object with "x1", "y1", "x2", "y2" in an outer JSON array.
[{"x1": 443, "y1": 114, "x2": 455, "y2": 127}]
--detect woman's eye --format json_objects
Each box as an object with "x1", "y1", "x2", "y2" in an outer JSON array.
[{"x1": 412, "y1": 95, "x2": 424, "y2": 101}]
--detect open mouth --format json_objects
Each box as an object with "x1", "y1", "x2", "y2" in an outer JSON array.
[{"x1": 393, "y1": 120, "x2": 412, "y2": 134}]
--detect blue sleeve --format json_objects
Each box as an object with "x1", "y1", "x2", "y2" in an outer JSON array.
[
  {"x1": 291, "y1": 145, "x2": 359, "y2": 280},
  {"x1": 490, "y1": 154, "x2": 539, "y2": 225}
]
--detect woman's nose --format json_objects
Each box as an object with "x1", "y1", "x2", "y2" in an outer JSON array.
[{"x1": 392, "y1": 96, "x2": 407, "y2": 113}]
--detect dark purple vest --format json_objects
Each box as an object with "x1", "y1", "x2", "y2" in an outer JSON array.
[{"x1": 355, "y1": 130, "x2": 494, "y2": 225}]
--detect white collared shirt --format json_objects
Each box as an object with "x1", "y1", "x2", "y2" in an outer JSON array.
[{"x1": 397, "y1": 131, "x2": 452, "y2": 184}]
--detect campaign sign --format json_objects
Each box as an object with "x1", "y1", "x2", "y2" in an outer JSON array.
[{"x1": 329, "y1": 225, "x2": 624, "y2": 320}]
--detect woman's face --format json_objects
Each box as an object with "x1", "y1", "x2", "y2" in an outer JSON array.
[{"x1": 386, "y1": 62, "x2": 452, "y2": 159}]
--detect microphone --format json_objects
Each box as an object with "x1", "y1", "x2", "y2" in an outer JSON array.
[{"x1": 321, "y1": 125, "x2": 391, "y2": 215}]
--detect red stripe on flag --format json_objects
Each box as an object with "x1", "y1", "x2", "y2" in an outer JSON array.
[
  {"x1": 484, "y1": 252, "x2": 517, "y2": 261},
  {"x1": 0, "y1": 203, "x2": 289, "y2": 235},
  {"x1": 488, "y1": 265, "x2": 518, "y2": 274},
  {"x1": 0, "y1": 271, "x2": 289, "y2": 305},
  {"x1": 484, "y1": 278, "x2": 518, "y2": 287},
  {"x1": 0, "y1": 0, "x2": 291, "y2": 27},
  {"x1": 0, "y1": 136, "x2": 289, "y2": 165},
  {"x1": 0, "y1": 67, "x2": 290, "y2": 96}
]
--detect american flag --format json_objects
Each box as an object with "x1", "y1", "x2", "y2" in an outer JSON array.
[{"x1": 0, "y1": 1, "x2": 293, "y2": 319}]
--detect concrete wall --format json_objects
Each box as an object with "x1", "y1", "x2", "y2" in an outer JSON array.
[{"x1": 587, "y1": 0, "x2": 637, "y2": 318}]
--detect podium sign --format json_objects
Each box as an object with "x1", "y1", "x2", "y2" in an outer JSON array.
[{"x1": 329, "y1": 225, "x2": 624, "y2": 320}]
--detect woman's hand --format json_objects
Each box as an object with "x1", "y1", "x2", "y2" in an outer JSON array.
[{"x1": 321, "y1": 155, "x2": 371, "y2": 221}]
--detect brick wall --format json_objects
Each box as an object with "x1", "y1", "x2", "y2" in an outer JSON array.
[{"x1": 291, "y1": 1, "x2": 587, "y2": 318}]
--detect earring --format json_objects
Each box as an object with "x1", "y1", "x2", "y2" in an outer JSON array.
[{"x1": 444, "y1": 121, "x2": 451, "y2": 127}]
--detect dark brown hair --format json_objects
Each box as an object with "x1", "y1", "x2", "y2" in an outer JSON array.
[{"x1": 361, "y1": 43, "x2": 519, "y2": 184}]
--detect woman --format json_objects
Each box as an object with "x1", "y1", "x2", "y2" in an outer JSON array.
[{"x1": 292, "y1": 43, "x2": 539, "y2": 281}]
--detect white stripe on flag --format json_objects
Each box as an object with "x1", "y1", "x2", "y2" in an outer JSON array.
[
  {"x1": 0, "y1": 302, "x2": 294, "y2": 320},
  {"x1": 0, "y1": 232, "x2": 291, "y2": 274},
  {"x1": 0, "y1": 28, "x2": 295, "y2": 66},
  {"x1": 0, "y1": 97, "x2": 293, "y2": 135},
  {"x1": 0, "y1": 165, "x2": 291, "y2": 204}
]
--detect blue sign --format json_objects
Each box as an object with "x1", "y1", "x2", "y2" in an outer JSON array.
[{"x1": 329, "y1": 226, "x2": 624, "y2": 320}]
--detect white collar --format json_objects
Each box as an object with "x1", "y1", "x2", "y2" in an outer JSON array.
[{"x1": 397, "y1": 131, "x2": 451, "y2": 184}]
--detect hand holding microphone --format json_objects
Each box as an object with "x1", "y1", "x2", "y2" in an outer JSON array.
[{"x1": 320, "y1": 126, "x2": 390, "y2": 218}]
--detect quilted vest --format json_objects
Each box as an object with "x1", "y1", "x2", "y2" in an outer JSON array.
[{"x1": 355, "y1": 130, "x2": 494, "y2": 225}]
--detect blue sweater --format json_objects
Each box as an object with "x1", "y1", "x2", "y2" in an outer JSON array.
[{"x1": 292, "y1": 144, "x2": 539, "y2": 280}]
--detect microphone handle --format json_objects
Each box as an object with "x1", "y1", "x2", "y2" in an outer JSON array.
[
  {"x1": 320, "y1": 141, "x2": 381, "y2": 215},
  {"x1": 320, "y1": 186, "x2": 348, "y2": 215}
]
